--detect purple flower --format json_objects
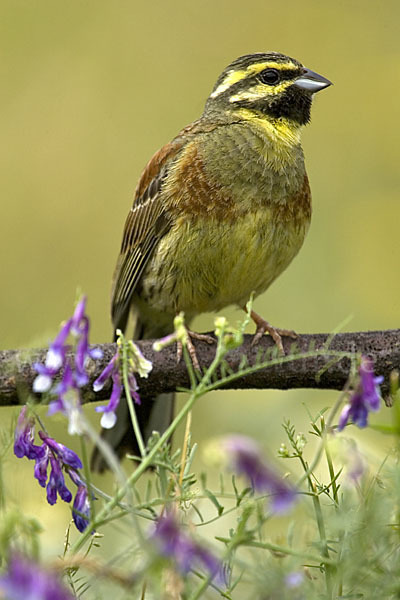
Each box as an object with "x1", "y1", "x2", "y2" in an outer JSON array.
[
  {"x1": 74, "y1": 317, "x2": 90, "y2": 386},
  {"x1": 46, "y1": 318, "x2": 73, "y2": 370},
  {"x1": 72, "y1": 485, "x2": 91, "y2": 533},
  {"x1": 48, "y1": 365, "x2": 86, "y2": 435},
  {"x1": 32, "y1": 363, "x2": 54, "y2": 393},
  {"x1": 94, "y1": 350, "x2": 143, "y2": 429},
  {"x1": 285, "y1": 571, "x2": 304, "y2": 588},
  {"x1": 71, "y1": 297, "x2": 87, "y2": 333},
  {"x1": 0, "y1": 553, "x2": 74, "y2": 600},
  {"x1": 338, "y1": 357, "x2": 383, "y2": 431},
  {"x1": 70, "y1": 297, "x2": 103, "y2": 362},
  {"x1": 153, "y1": 513, "x2": 220, "y2": 579},
  {"x1": 48, "y1": 364, "x2": 75, "y2": 416},
  {"x1": 34, "y1": 446, "x2": 50, "y2": 488},
  {"x1": 32, "y1": 296, "x2": 103, "y2": 433},
  {"x1": 128, "y1": 373, "x2": 141, "y2": 405},
  {"x1": 67, "y1": 467, "x2": 85, "y2": 488},
  {"x1": 39, "y1": 432, "x2": 83, "y2": 469},
  {"x1": 47, "y1": 455, "x2": 72, "y2": 505},
  {"x1": 14, "y1": 408, "x2": 91, "y2": 532},
  {"x1": 14, "y1": 407, "x2": 45, "y2": 460},
  {"x1": 95, "y1": 367, "x2": 122, "y2": 429},
  {"x1": 223, "y1": 435, "x2": 297, "y2": 513},
  {"x1": 93, "y1": 355, "x2": 118, "y2": 392}
]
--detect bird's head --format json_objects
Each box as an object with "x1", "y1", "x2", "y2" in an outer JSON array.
[{"x1": 204, "y1": 52, "x2": 331, "y2": 127}]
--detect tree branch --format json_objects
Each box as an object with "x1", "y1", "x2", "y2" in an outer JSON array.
[{"x1": 1, "y1": 330, "x2": 399, "y2": 407}]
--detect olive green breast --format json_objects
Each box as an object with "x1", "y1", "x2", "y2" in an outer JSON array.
[{"x1": 137, "y1": 120, "x2": 311, "y2": 316}]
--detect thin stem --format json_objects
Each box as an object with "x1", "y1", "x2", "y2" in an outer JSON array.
[
  {"x1": 244, "y1": 540, "x2": 336, "y2": 565},
  {"x1": 79, "y1": 436, "x2": 96, "y2": 522},
  {"x1": 189, "y1": 572, "x2": 214, "y2": 600},
  {"x1": 121, "y1": 340, "x2": 146, "y2": 458},
  {"x1": 324, "y1": 435, "x2": 339, "y2": 507},
  {"x1": 297, "y1": 450, "x2": 332, "y2": 597},
  {"x1": 179, "y1": 411, "x2": 192, "y2": 487},
  {"x1": 204, "y1": 350, "x2": 352, "y2": 394},
  {"x1": 177, "y1": 343, "x2": 196, "y2": 488},
  {"x1": 312, "y1": 485, "x2": 332, "y2": 597},
  {"x1": 80, "y1": 417, "x2": 147, "y2": 545},
  {"x1": 324, "y1": 431, "x2": 344, "y2": 597},
  {"x1": 297, "y1": 381, "x2": 351, "y2": 488},
  {"x1": 70, "y1": 352, "x2": 220, "y2": 554},
  {"x1": 72, "y1": 343, "x2": 226, "y2": 554}
]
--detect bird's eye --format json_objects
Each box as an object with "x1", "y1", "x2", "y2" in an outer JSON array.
[{"x1": 259, "y1": 68, "x2": 280, "y2": 85}]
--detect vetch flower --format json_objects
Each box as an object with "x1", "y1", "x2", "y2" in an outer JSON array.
[
  {"x1": 32, "y1": 363, "x2": 54, "y2": 393},
  {"x1": 34, "y1": 446, "x2": 50, "y2": 488},
  {"x1": 14, "y1": 407, "x2": 92, "y2": 532},
  {"x1": 93, "y1": 355, "x2": 118, "y2": 392},
  {"x1": 153, "y1": 512, "x2": 220, "y2": 580},
  {"x1": 73, "y1": 308, "x2": 101, "y2": 386},
  {"x1": 71, "y1": 296, "x2": 87, "y2": 334},
  {"x1": 45, "y1": 317, "x2": 72, "y2": 370},
  {"x1": 128, "y1": 372, "x2": 141, "y2": 405},
  {"x1": 14, "y1": 407, "x2": 45, "y2": 460},
  {"x1": 72, "y1": 485, "x2": 91, "y2": 533},
  {"x1": 49, "y1": 365, "x2": 85, "y2": 436},
  {"x1": 47, "y1": 455, "x2": 73, "y2": 505},
  {"x1": 48, "y1": 364, "x2": 76, "y2": 416},
  {"x1": 222, "y1": 435, "x2": 297, "y2": 513},
  {"x1": 95, "y1": 362, "x2": 122, "y2": 429},
  {"x1": 94, "y1": 336, "x2": 148, "y2": 429},
  {"x1": 0, "y1": 553, "x2": 74, "y2": 600},
  {"x1": 338, "y1": 357, "x2": 383, "y2": 431},
  {"x1": 32, "y1": 296, "x2": 103, "y2": 434},
  {"x1": 128, "y1": 340, "x2": 153, "y2": 378},
  {"x1": 39, "y1": 432, "x2": 83, "y2": 469}
]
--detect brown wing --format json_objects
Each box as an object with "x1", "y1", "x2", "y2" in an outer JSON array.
[
  {"x1": 111, "y1": 119, "x2": 224, "y2": 333},
  {"x1": 111, "y1": 140, "x2": 184, "y2": 332}
]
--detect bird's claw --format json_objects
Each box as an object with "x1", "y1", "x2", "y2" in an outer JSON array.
[
  {"x1": 247, "y1": 309, "x2": 297, "y2": 355},
  {"x1": 176, "y1": 330, "x2": 215, "y2": 370}
]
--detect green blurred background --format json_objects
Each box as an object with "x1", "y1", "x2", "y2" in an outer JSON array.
[{"x1": 1, "y1": 0, "x2": 400, "y2": 571}]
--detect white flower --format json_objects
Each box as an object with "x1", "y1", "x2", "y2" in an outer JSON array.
[
  {"x1": 33, "y1": 374, "x2": 52, "y2": 393},
  {"x1": 45, "y1": 348, "x2": 63, "y2": 370},
  {"x1": 129, "y1": 342, "x2": 153, "y2": 378},
  {"x1": 100, "y1": 411, "x2": 117, "y2": 429}
]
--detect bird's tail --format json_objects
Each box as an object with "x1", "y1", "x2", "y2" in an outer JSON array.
[{"x1": 90, "y1": 316, "x2": 174, "y2": 473}]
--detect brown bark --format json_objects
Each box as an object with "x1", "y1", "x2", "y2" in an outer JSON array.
[{"x1": 0, "y1": 330, "x2": 398, "y2": 407}]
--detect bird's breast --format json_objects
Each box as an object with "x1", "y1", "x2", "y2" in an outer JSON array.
[
  {"x1": 139, "y1": 122, "x2": 311, "y2": 314},
  {"x1": 140, "y1": 177, "x2": 311, "y2": 315}
]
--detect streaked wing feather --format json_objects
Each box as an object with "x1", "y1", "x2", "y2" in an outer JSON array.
[
  {"x1": 111, "y1": 144, "x2": 183, "y2": 331},
  {"x1": 111, "y1": 196, "x2": 170, "y2": 330},
  {"x1": 111, "y1": 119, "x2": 221, "y2": 332}
]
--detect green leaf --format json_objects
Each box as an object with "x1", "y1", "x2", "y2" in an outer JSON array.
[{"x1": 203, "y1": 488, "x2": 224, "y2": 516}]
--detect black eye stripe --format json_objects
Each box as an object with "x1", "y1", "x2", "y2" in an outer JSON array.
[
  {"x1": 234, "y1": 68, "x2": 302, "y2": 91},
  {"x1": 259, "y1": 68, "x2": 302, "y2": 82},
  {"x1": 221, "y1": 67, "x2": 303, "y2": 101}
]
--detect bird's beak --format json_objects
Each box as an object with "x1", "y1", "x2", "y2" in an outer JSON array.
[{"x1": 294, "y1": 68, "x2": 332, "y2": 93}]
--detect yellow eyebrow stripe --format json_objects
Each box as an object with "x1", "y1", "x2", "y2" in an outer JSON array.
[{"x1": 210, "y1": 61, "x2": 297, "y2": 98}]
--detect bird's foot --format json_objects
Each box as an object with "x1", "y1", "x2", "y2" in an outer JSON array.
[
  {"x1": 248, "y1": 309, "x2": 297, "y2": 355},
  {"x1": 176, "y1": 329, "x2": 215, "y2": 370}
]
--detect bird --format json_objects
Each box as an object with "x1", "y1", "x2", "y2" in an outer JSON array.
[{"x1": 90, "y1": 52, "x2": 331, "y2": 472}]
